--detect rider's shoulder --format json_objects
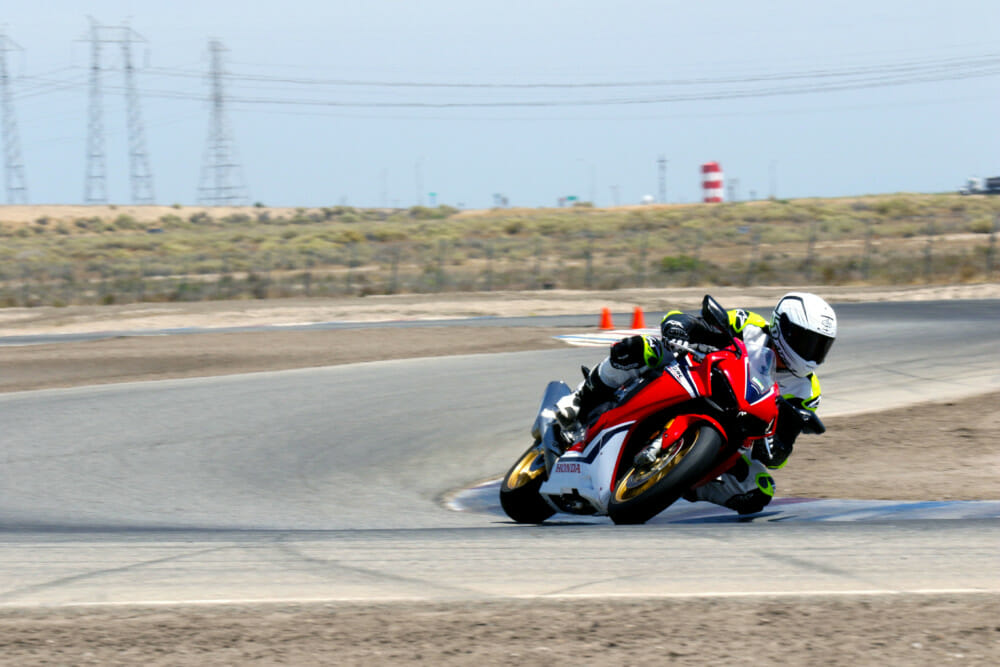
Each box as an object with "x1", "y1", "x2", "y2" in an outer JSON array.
[
  {"x1": 727, "y1": 308, "x2": 768, "y2": 334},
  {"x1": 778, "y1": 371, "x2": 822, "y2": 409}
]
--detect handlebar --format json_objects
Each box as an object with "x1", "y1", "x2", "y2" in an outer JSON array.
[{"x1": 663, "y1": 338, "x2": 708, "y2": 362}]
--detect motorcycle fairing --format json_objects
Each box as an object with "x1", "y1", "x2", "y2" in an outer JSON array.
[
  {"x1": 532, "y1": 381, "x2": 572, "y2": 441},
  {"x1": 539, "y1": 421, "x2": 634, "y2": 514}
]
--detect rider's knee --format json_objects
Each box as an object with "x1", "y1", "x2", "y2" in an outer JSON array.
[
  {"x1": 724, "y1": 488, "x2": 773, "y2": 515},
  {"x1": 724, "y1": 469, "x2": 775, "y2": 515}
]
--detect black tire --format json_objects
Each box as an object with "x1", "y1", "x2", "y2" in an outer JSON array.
[
  {"x1": 607, "y1": 423, "x2": 723, "y2": 525},
  {"x1": 499, "y1": 442, "x2": 556, "y2": 524}
]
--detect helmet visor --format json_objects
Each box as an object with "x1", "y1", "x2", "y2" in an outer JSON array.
[{"x1": 777, "y1": 313, "x2": 835, "y2": 365}]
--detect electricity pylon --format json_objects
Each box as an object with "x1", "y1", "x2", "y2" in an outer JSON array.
[
  {"x1": 197, "y1": 40, "x2": 249, "y2": 206},
  {"x1": 82, "y1": 18, "x2": 156, "y2": 204},
  {"x1": 1, "y1": 31, "x2": 29, "y2": 203}
]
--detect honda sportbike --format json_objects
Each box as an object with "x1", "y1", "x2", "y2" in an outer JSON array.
[{"x1": 500, "y1": 295, "x2": 784, "y2": 525}]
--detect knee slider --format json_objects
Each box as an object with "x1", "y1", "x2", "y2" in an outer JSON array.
[{"x1": 724, "y1": 489, "x2": 773, "y2": 515}]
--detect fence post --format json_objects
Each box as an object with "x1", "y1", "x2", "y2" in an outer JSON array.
[
  {"x1": 346, "y1": 243, "x2": 357, "y2": 292},
  {"x1": 745, "y1": 231, "x2": 760, "y2": 286},
  {"x1": 137, "y1": 259, "x2": 146, "y2": 302},
  {"x1": 436, "y1": 239, "x2": 447, "y2": 292},
  {"x1": 987, "y1": 214, "x2": 998, "y2": 276},
  {"x1": 636, "y1": 231, "x2": 648, "y2": 287},
  {"x1": 923, "y1": 218, "x2": 934, "y2": 282},
  {"x1": 533, "y1": 236, "x2": 542, "y2": 289},
  {"x1": 584, "y1": 233, "x2": 594, "y2": 289},
  {"x1": 805, "y1": 218, "x2": 817, "y2": 282},
  {"x1": 689, "y1": 227, "x2": 703, "y2": 287},
  {"x1": 485, "y1": 241, "x2": 494, "y2": 292},
  {"x1": 862, "y1": 218, "x2": 873, "y2": 281},
  {"x1": 388, "y1": 246, "x2": 400, "y2": 294}
]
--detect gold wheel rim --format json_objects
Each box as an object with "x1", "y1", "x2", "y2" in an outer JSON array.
[
  {"x1": 613, "y1": 430, "x2": 700, "y2": 502},
  {"x1": 504, "y1": 446, "x2": 546, "y2": 490}
]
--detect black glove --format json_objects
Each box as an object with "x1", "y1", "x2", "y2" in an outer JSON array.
[
  {"x1": 752, "y1": 398, "x2": 806, "y2": 468},
  {"x1": 753, "y1": 436, "x2": 793, "y2": 469},
  {"x1": 610, "y1": 335, "x2": 646, "y2": 371},
  {"x1": 775, "y1": 398, "x2": 806, "y2": 447},
  {"x1": 660, "y1": 320, "x2": 690, "y2": 344}
]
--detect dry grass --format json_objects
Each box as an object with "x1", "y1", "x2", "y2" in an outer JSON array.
[{"x1": 0, "y1": 193, "x2": 997, "y2": 307}]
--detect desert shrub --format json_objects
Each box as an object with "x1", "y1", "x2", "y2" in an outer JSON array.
[
  {"x1": 503, "y1": 219, "x2": 525, "y2": 235},
  {"x1": 408, "y1": 205, "x2": 453, "y2": 220},
  {"x1": 158, "y1": 214, "x2": 184, "y2": 227},
  {"x1": 873, "y1": 197, "x2": 919, "y2": 219},
  {"x1": 113, "y1": 214, "x2": 141, "y2": 230},
  {"x1": 967, "y1": 217, "x2": 995, "y2": 234},
  {"x1": 659, "y1": 254, "x2": 702, "y2": 273}
]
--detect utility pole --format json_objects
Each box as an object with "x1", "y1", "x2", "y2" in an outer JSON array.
[
  {"x1": 727, "y1": 177, "x2": 740, "y2": 202},
  {"x1": 198, "y1": 40, "x2": 250, "y2": 206},
  {"x1": 414, "y1": 157, "x2": 423, "y2": 207},
  {"x1": 589, "y1": 162, "x2": 596, "y2": 206},
  {"x1": 81, "y1": 18, "x2": 156, "y2": 204},
  {"x1": 0, "y1": 31, "x2": 28, "y2": 203},
  {"x1": 657, "y1": 155, "x2": 667, "y2": 203}
]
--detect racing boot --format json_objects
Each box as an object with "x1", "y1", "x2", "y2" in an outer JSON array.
[{"x1": 555, "y1": 366, "x2": 615, "y2": 439}]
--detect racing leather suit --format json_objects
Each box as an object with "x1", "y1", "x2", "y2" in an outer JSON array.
[{"x1": 577, "y1": 308, "x2": 822, "y2": 515}]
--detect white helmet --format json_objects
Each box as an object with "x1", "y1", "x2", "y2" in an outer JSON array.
[{"x1": 770, "y1": 292, "x2": 837, "y2": 377}]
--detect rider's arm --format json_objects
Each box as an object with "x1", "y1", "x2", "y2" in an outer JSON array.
[
  {"x1": 757, "y1": 373, "x2": 822, "y2": 469},
  {"x1": 660, "y1": 311, "x2": 732, "y2": 350},
  {"x1": 609, "y1": 335, "x2": 671, "y2": 371}
]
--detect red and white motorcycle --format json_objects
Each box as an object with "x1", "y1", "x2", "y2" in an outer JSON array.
[{"x1": 500, "y1": 295, "x2": 813, "y2": 525}]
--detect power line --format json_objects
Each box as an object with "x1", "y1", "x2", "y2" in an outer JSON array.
[
  {"x1": 0, "y1": 31, "x2": 28, "y2": 203},
  {"x1": 12, "y1": 52, "x2": 1000, "y2": 109},
  {"x1": 203, "y1": 52, "x2": 1000, "y2": 89}
]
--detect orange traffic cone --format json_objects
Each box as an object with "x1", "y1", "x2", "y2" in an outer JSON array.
[
  {"x1": 631, "y1": 306, "x2": 647, "y2": 329},
  {"x1": 599, "y1": 307, "x2": 615, "y2": 330}
]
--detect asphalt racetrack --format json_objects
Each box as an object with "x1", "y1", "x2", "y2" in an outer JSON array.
[{"x1": 0, "y1": 300, "x2": 998, "y2": 607}]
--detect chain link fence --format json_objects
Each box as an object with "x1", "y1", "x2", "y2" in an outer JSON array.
[{"x1": 0, "y1": 209, "x2": 996, "y2": 307}]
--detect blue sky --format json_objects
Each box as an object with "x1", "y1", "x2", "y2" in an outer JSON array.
[{"x1": 3, "y1": 1, "x2": 999, "y2": 208}]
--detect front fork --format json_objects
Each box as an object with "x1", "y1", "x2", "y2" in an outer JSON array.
[{"x1": 632, "y1": 414, "x2": 718, "y2": 469}]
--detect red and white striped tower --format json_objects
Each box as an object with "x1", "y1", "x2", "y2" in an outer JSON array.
[{"x1": 701, "y1": 161, "x2": 724, "y2": 203}]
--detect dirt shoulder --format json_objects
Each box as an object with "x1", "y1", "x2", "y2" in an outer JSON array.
[
  {"x1": 1, "y1": 595, "x2": 996, "y2": 666},
  {"x1": 0, "y1": 326, "x2": 565, "y2": 393}
]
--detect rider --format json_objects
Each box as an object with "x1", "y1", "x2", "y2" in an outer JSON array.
[{"x1": 555, "y1": 292, "x2": 837, "y2": 515}]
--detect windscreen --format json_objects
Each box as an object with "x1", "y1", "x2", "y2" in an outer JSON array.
[{"x1": 746, "y1": 346, "x2": 777, "y2": 404}]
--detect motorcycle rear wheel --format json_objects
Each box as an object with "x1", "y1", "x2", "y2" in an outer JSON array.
[
  {"x1": 607, "y1": 423, "x2": 722, "y2": 525},
  {"x1": 499, "y1": 442, "x2": 556, "y2": 523}
]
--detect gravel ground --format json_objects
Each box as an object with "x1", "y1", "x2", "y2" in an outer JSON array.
[{"x1": 1, "y1": 596, "x2": 997, "y2": 666}]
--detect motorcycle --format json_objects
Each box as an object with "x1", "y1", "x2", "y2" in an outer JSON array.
[{"x1": 500, "y1": 294, "x2": 820, "y2": 525}]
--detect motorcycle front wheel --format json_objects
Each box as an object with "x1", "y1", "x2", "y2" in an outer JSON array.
[
  {"x1": 607, "y1": 423, "x2": 722, "y2": 525},
  {"x1": 499, "y1": 442, "x2": 556, "y2": 524}
]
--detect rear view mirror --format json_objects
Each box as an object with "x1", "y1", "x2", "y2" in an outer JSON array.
[{"x1": 701, "y1": 294, "x2": 730, "y2": 334}]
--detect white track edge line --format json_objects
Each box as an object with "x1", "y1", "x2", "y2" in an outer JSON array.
[{"x1": 3, "y1": 588, "x2": 999, "y2": 609}]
